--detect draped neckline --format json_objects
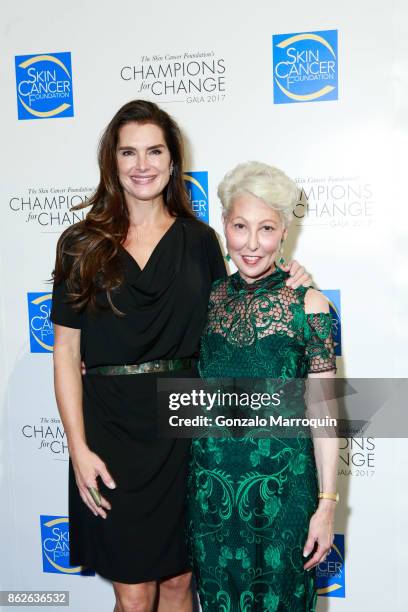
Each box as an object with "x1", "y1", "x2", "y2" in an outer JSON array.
[{"x1": 119, "y1": 216, "x2": 180, "y2": 272}]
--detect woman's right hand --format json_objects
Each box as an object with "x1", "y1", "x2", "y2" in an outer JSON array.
[{"x1": 70, "y1": 443, "x2": 116, "y2": 518}]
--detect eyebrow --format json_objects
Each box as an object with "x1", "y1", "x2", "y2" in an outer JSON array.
[
  {"x1": 231, "y1": 216, "x2": 278, "y2": 224},
  {"x1": 117, "y1": 144, "x2": 166, "y2": 151}
]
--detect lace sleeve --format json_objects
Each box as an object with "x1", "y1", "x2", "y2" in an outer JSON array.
[{"x1": 304, "y1": 312, "x2": 336, "y2": 373}]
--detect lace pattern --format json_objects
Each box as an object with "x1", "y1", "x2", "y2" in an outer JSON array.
[{"x1": 187, "y1": 269, "x2": 337, "y2": 611}]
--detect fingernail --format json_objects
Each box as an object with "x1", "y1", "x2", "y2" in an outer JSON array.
[
  {"x1": 108, "y1": 482, "x2": 116, "y2": 489},
  {"x1": 303, "y1": 552, "x2": 308, "y2": 557}
]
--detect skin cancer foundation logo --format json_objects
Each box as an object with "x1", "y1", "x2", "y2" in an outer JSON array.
[
  {"x1": 272, "y1": 30, "x2": 338, "y2": 104},
  {"x1": 184, "y1": 171, "x2": 209, "y2": 223},
  {"x1": 40, "y1": 516, "x2": 94, "y2": 576},
  {"x1": 15, "y1": 52, "x2": 74, "y2": 120},
  {"x1": 321, "y1": 289, "x2": 342, "y2": 356},
  {"x1": 27, "y1": 292, "x2": 54, "y2": 353},
  {"x1": 316, "y1": 533, "x2": 345, "y2": 597}
]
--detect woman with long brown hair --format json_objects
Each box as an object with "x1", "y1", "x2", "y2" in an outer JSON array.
[{"x1": 51, "y1": 99, "x2": 310, "y2": 611}]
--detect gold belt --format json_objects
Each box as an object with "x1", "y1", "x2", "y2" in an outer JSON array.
[{"x1": 85, "y1": 358, "x2": 196, "y2": 376}]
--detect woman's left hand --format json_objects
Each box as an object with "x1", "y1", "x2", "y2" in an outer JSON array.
[
  {"x1": 280, "y1": 260, "x2": 312, "y2": 289},
  {"x1": 303, "y1": 502, "x2": 335, "y2": 571}
]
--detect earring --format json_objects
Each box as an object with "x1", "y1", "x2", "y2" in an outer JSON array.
[
  {"x1": 276, "y1": 242, "x2": 285, "y2": 266},
  {"x1": 169, "y1": 165, "x2": 174, "y2": 176},
  {"x1": 225, "y1": 253, "x2": 231, "y2": 262}
]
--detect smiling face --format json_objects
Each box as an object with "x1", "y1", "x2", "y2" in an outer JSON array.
[
  {"x1": 116, "y1": 121, "x2": 172, "y2": 206},
  {"x1": 224, "y1": 192, "x2": 287, "y2": 283}
]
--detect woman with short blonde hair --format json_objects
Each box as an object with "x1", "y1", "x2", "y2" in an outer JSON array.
[{"x1": 188, "y1": 161, "x2": 338, "y2": 612}]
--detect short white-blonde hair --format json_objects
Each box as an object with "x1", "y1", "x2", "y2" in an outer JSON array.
[{"x1": 217, "y1": 161, "x2": 300, "y2": 227}]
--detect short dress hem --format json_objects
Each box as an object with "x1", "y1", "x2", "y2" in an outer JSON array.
[{"x1": 76, "y1": 560, "x2": 192, "y2": 585}]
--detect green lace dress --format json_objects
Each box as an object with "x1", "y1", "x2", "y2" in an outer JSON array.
[{"x1": 187, "y1": 268, "x2": 336, "y2": 612}]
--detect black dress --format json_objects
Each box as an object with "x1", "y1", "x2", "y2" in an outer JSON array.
[{"x1": 51, "y1": 217, "x2": 226, "y2": 584}]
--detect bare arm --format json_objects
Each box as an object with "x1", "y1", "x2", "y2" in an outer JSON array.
[
  {"x1": 302, "y1": 289, "x2": 338, "y2": 570},
  {"x1": 53, "y1": 324, "x2": 85, "y2": 451},
  {"x1": 53, "y1": 324, "x2": 116, "y2": 518},
  {"x1": 311, "y1": 399, "x2": 338, "y2": 505}
]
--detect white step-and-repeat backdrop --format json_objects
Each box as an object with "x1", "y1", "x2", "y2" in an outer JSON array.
[{"x1": 1, "y1": 0, "x2": 407, "y2": 610}]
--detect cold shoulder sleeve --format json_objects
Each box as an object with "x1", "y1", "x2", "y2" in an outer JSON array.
[{"x1": 304, "y1": 312, "x2": 336, "y2": 373}]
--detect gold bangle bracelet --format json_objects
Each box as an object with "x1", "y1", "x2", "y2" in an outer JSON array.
[{"x1": 318, "y1": 492, "x2": 339, "y2": 503}]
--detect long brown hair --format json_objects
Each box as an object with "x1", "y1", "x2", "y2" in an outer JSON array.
[{"x1": 53, "y1": 99, "x2": 195, "y2": 312}]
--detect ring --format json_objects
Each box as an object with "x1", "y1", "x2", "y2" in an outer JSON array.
[{"x1": 87, "y1": 486, "x2": 101, "y2": 507}]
